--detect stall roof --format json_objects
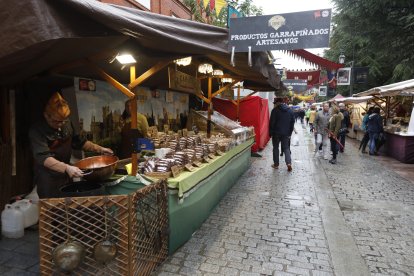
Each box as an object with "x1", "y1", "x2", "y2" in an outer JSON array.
[
  {"x1": 354, "y1": 79, "x2": 414, "y2": 97},
  {"x1": 0, "y1": 0, "x2": 280, "y2": 91},
  {"x1": 334, "y1": 96, "x2": 373, "y2": 104}
]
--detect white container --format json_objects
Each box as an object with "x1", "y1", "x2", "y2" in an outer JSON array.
[
  {"x1": 12, "y1": 199, "x2": 39, "y2": 228},
  {"x1": 1, "y1": 204, "x2": 24, "y2": 238},
  {"x1": 24, "y1": 185, "x2": 39, "y2": 204}
]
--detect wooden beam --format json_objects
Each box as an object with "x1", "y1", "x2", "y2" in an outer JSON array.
[
  {"x1": 130, "y1": 65, "x2": 138, "y2": 176},
  {"x1": 236, "y1": 86, "x2": 241, "y2": 121},
  {"x1": 207, "y1": 77, "x2": 212, "y2": 138},
  {"x1": 212, "y1": 80, "x2": 239, "y2": 98},
  {"x1": 86, "y1": 60, "x2": 135, "y2": 98},
  {"x1": 128, "y1": 60, "x2": 171, "y2": 90}
]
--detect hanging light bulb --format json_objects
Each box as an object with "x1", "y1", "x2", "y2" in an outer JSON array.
[
  {"x1": 174, "y1": 56, "x2": 192, "y2": 66},
  {"x1": 198, "y1": 63, "x2": 213, "y2": 74},
  {"x1": 222, "y1": 78, "x2": 233, "y2": 83},
  {"x1": 212, "y1": 69, "x2": 224, "y2": 76}
]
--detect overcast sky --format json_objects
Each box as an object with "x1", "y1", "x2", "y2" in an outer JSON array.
[{"x1": 252, "y1": 0, "x2": 335, "y2": 70}]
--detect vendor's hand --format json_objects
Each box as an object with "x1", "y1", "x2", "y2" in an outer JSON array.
[
  {"x1": 100, "y1": 147, "x2": 113, "y2": 155},
  {"x1": 65, "y1": 165, "x2": 84, "y2": 178}
]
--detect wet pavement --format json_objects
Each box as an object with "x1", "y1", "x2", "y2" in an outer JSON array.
[
  {"x1": 154, "y1": 123, "x2": 414, "y2": 276},
  {"x1": 1, "y1": 122, "x2": 414, "y2": 275}
]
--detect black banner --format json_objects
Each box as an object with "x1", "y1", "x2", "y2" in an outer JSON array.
[
  {"x1": 229, "y1": 9, "x2": 331, "y2": 52},
  {"x1": 283, "y1": 79, "x2": 308, "y2": 93},
  {"x1": 353, "y1": 67, "x2": 369, "y2": 84}
]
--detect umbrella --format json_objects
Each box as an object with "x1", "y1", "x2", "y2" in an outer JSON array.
[{"x1": 325, "y1": 128, "x2": 344, "y2": 149}]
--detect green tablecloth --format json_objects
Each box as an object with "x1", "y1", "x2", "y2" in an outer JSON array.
[
  {"x1": 105, "y1": 138, "x2": 253, "y2": 254},
  {"x1": 167, "y1": 138, "x2": 254, "y2": 200}
]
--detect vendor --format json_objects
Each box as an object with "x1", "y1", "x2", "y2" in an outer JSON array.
[
  {"x1": 119, "y1": 99, "x2": 149, "y2": 159},
  {"x1": 29, "y1": 92, "x2": 113, "y2": 198}
]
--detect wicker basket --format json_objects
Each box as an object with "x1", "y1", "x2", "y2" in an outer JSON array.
[{"x1": 39, "y1": 180, "x2": 168, "y2": 276}]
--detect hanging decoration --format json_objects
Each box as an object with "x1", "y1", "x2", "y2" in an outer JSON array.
[{"x1": 215, "y1": 0, "x2": 226, "y2": 15}]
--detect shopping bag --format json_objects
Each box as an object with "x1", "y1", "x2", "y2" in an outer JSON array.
[
  {"x1": 316, "y1": 133, "x2": 322, "y2": 145},
  {"x1": 292, "y1": 134, "x2": 299, "y2": 146}
]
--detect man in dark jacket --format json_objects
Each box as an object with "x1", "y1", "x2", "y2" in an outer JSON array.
[
  {"x1": 367, "y1": 106, "x2": 383, "y2": 155},
  {"x1": 338, "y1": 103, "x2": 350, "y2": 152},
  {"x1": 269, "y1": 97, "x2": 295, "y2": 171}
]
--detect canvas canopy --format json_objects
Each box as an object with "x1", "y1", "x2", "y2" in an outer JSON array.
[
  {"x1": 0, "y1": 0, "x2": 280, "y2": 91},
  {"x1": 354, "y1": 79, "x2": 414, "y2": 97}
]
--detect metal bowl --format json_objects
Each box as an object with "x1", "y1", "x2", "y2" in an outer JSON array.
[
  {"x1": 74, "y1": 155, "x2": 119, "y2": 182},
  {"x1": 52, "y1": 241, "x2": 85, "y2": 272}
]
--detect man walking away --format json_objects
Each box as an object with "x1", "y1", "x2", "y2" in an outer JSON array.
[
  {"x1": 338, "y1": 103, "x2": 350, "y2": 152},
  {"x1": 313, "y1": 103, "x2": 331, "y2": 160},
  {"x1": 269, "y1": 97, "x2": 295, "y2": 171},
  {"x1": 367, "y1": 107, "x2": 383, "y2": 155},
  {"x1": 359, "y1": 106, "x2": 374, "y2": 153},
  {"x1": 328, "y1": 106, "x2": 343, "y2": 164}
]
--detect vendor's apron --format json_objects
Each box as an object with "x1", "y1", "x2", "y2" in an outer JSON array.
[
  {"x1": 120, "y1": 121, "x2": 143, "y2": 159},
  {"x1": 35, "y1": 136, "x2": 72, "y2": 199}
]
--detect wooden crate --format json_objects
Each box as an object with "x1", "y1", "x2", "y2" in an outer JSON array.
[{"x1": 39, "y1": 180, "x2": 168, "y2": 276}]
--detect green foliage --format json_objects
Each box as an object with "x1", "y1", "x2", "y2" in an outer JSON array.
[
  {"x1": 325, "y1": 0, "x2": 414, "y2": 89},
  {"x1": 183, "y1": 0, "x2": 262, "y2": 27}
]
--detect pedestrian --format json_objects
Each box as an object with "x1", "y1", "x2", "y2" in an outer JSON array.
[
  {"x1": 305, "y1": 108, "x2": 310, "y2": 125},
  {"x1": 308, "y1": 105, "x2": 317, "y2": 132},
  {"x1": 299, "y1": 109, "x2": 306, "y2": 124},
  {"x1": 338, "y1": 103, "x2": 350, "y2": 152},
  {"x1": 313, "y1": 103, "x2": 331, "y2": 160},
  {"x1": 269, "y1": 97, "x2": 295, "y2": 171},
  {"x1": 367, "y1": 106, "x2": 383, "y2": 156},
  {"x1": 359, "y1": 106, "x2": 374, "y2": 153},
  {"x1": 328, "y1": 105, "x2": 343, "y2": 164}
]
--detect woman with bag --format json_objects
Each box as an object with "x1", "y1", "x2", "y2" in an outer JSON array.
[
  {"x1": 359, "y1": 107, "x2": 374, "y2": 153},
  {"x1": 367, "y1": 107, "x2": 383, "y2": 156}
]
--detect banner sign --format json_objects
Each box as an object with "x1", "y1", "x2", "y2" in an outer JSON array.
[
  {"x1": 353, "y1": 67, "x2": 369, "y2": 84},
  {"x1": 168, "y1": 66, "x2": 201, "y2": 95},
  {"x1": 319, "y1": 86, "x2": 327, "y2": 96},
  {"x1": 229, "y1": 9, "x2": 331, "y2": 52},
  {"x1": 283, "y1": 79, "x2": 308, "y2": 93},
  {"x1": 337, "y1": 68, "x2": 351, "y2": 85}
]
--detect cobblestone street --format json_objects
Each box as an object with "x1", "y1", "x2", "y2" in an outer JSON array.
[{"x1": 155, "y1": 123, "x2": 414, "y2": 276}]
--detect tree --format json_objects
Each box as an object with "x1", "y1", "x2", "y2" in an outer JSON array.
[
  {"x1": 325, "y1": 0, "x2": 414, "y2": 91},
  {"x1": 183, "y1": 0, "x2": 263, "y2": 27}
]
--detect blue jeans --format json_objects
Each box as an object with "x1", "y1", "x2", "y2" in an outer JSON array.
[
  {"x1": 369, "y1": 132, "x2": 379, "y2": 154},
  {"x1": 272, "y1": 135, "x2": 291, "y2": 165}
]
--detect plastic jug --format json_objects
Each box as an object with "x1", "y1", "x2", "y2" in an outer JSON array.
[
  {"x1": 12, "y1": 199, "x2": 39, "y2": 228},
  {"x1": 1, "y1": 204, "x2": 24, "y2": 238},
  {"x1": 24, "y1": 185, "x2": 39, "y2": 204}
]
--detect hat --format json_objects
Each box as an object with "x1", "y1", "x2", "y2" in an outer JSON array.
[{"x1": 44, "y1": 92, "x2": 70, "y2": 120}]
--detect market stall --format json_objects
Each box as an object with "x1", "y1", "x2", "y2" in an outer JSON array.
[
  {"x1": 354, "y1": 79, "x2": 414, "y2": 163},
  {"x1": 0, "y1": 1, "x2": 282, "y2": 274}
]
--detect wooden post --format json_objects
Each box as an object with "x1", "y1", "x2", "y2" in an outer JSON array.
[
  {"x1": 236, "y1": 85, "x2": 241, "y2": 121},
  {"x1": 130, "y1": 65, "x2": 138, "y2": 176},
  {"x1": 207, "y1": 77, "x2": 212, "y2": 138},
  {"x1": 385, "y1": 96, "x2": 390, "y2": 125}
]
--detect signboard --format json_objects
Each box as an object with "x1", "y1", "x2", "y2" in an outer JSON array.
[
  {"x1": 229, "y1": 9, "x2": 331, "y2": 52},
  {"x1": 282, "y1": 79, "x2": 308, "y2": 93},
  {"x1": 319, "y1": 86, "x2": 327, "y2": 96},
  {"x1": 337, "y1": 68, "x2": 351, "y2": 85},
  {"x1": 168, "y1": 66, "x2": 201, "y2": 95},
  {"x1": 353, "y1": 67, "x2": 369, "y2": 84}
]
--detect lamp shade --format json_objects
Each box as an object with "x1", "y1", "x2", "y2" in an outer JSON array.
[
  {"x1": 174, "y1": 56, "x2": 192, "y2": 66},
  {"x1": 198, "y1": 63, "x2": 213, "y2": 74}
]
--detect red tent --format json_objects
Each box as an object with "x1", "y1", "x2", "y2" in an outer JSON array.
[{"x1": 212, "y1": 96, "x2": 270, "y2": 152}]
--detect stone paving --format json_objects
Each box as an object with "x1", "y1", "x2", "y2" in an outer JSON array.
[
  {"x1": 154, "y1": 123, "x2": 414, "y2": 276},
  {"x1": 1, "y1": 122, "x2": 414, "y2": 276}
]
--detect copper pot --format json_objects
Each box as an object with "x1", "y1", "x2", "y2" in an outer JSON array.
[{"x1": 74, "y1": 155, "x2": 119, "y2": 182}]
